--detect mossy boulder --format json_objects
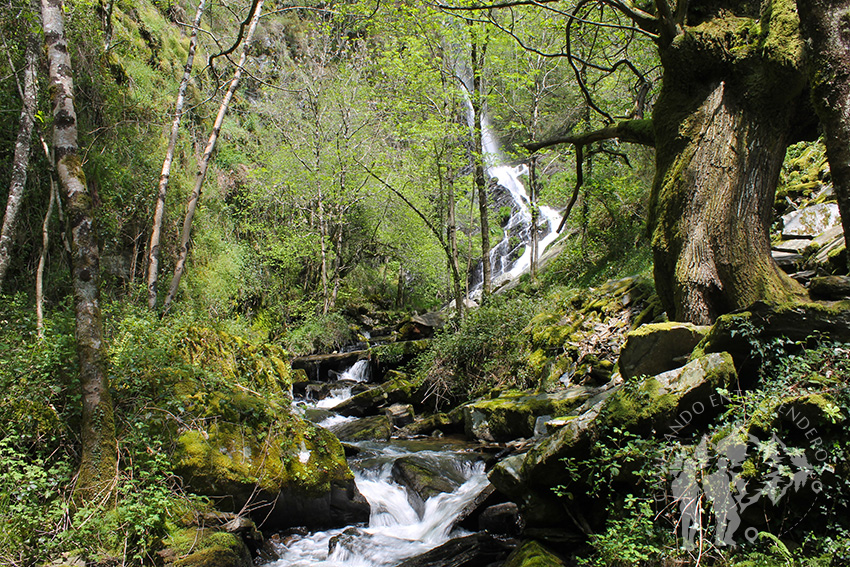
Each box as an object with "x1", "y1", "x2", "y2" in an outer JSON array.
[
  {"x1": 328, "y1": 414, "x2": 392, "y2": 442},
  {"x1": 503, "y1": 540, "x2": 566, "y2": 567},
  {"x1": 617, "y1": 322, "x2": 709, "y2": 380},
  {"x1": 603, "y1": 352, "x2": 736, "y2": 433},
  {"x1": 174, "y1": 414, "x2": 368, "y2": 529},
  {"x1": 391, "y1": 454, "x2": 470, "y2": 514},
  {"x1": 398, "y1": 412, "x2": 463, "y2": 438},
  {"x1": 162, "y1": 528, "x2": 252, "y2": 567},
  {"x1": 462, "y1": 387, "x2": 597, "y2": 442},
  {"x1": 333, "y1": 371, "x2": 425, "y2": 417}
]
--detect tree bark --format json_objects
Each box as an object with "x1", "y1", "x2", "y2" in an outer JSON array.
[
  {"x1": 162, "y1": 0, "x2": 264, "y2": 313},
  {"x1": 0, "y1": 31, "x2": 39, "y2": 289},
  {"x1": 37, "y1": 180, "x2": 57, "y2": 339},
  {"x1": 471, "y1": 27, "x2": 491, "y2": 298},
  {"x1": 796, "y1": 0, "x2": 850, "y2": 270},
  {"x1": 147, "y1": 0, "x2": 206, "y2": 309},
  {"x1": 649, "y1": 1, "x2": 809, "y2": 323},
  {"x1": 41, "y1": 0, "x2": 116, "y2": 503}
]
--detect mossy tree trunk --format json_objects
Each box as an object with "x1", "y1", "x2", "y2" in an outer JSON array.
[
  {"x1": 649, "y1": 0, "x2": 809, "y2": 323},
  {"x1": 41, "y1": 0, "x2": 117, "y2": 503},
  {"x1": 797, "y1": 0, "x2": 850, "y2": 270}
]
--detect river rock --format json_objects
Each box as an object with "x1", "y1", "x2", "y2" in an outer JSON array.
[
  {"x1": 174, "y1": 415, "x2": 369, "y2": 530},
  {"x1": 394, "y1": 533, "x2": 515, "y2": 567},
  {"x1": 617, "y1": 322, "x2": 709, "y2": 380},
  {"x1": 329, "y1": 414, "x2": 392, "y2": 442},
  {"x1": 385, "y1": 403, "x2": 415, "y2": 427},
  {"x1": 334, "y1": 371, "x2": 425, "y2": 417},
  {"x1": 462, "y1": 386, "x2": 597, "y2": 442},
  {"x1": 292, "y1": 350, "x2": 370, "y2": 382},
  {"x1": 503, "y1": 540, "x2": 566, "y2": 567},
  {"x1": 478, "y1": 502, "x2": 523, "y2": 536},
  {"x1": 161, "y1": 528, "x2": 253, "y2": 567},
  {"x1": 398, "y1": 412, "x2": 464, "y2": 438},
  {"x1": 391, "y1": 454, "x2": 470, "y2": 514}
]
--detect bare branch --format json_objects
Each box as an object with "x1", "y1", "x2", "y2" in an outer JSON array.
[{"x1": 524, "y1": 118, "x2": 655, "y2": 152}]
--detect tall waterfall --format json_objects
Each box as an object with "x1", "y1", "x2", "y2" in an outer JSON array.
[{"x1": 470, "y1": 115, "x2": 563, "y2": 292}]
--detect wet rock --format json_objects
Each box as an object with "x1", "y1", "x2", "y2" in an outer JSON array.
[
  {"x1": 463, "y1": 386, "x2": 596, "y2": 442},
  {"x1": 292, "y1": 351, "x2": 370, "y2": 382},
  {"x1": 394, "y1": 533, "x2": 515, "y2": 567},
  {"x1": 329, "y1": 415, "x2": 392, "y2": 442},
  {"x1": 385, "y1": 403, "x2": 415, "y2": 428},
  {"x1": 333, "y1": 372, "x2": 425, "y2": 417},
  {"x1": 174, "y1": 416, "x2": 369, "y2": 530},
  {"x1": 478, "y1": 502, "x2": 523, "y2": 536},
  {"x1": 454, "y1": 483, "x2": 500, "y2": 531},
  {"x1": 503, "y1": 540, "x2": 566, "y2": 567},
  {"x1": 617, "y1": 322, "x2": 710, "y2": 380},
  {"x1": 398, "y1": 412, "x2": 464, "y2": 438},
  {"x1": 391, "y1": 454, "x2": 469, "y2": 514}
]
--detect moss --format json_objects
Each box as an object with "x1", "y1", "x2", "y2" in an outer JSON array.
[
  {"x1": 166, "y1": 528, "x2": 251, "y2": 567},
  {"x1": 504, "y1": 540, "x2": 566, "y2": 567}
]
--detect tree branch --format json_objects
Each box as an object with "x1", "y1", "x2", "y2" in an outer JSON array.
[{"x1": 523, "y1": 118, "x2": 655, "y2": 153}]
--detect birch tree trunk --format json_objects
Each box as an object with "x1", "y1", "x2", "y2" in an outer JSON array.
[
  {"x1": 797, "y1": 0, "x2": 850, "y2": 270},
  {"x1": 37, "y1": 180, "x2": 57, "y2": 339},
  {"x1": 41, "y1": 0, "x2": 117, "y2": 503},
  {"x1": 162, "y1": 0, "x2": 264, "y2": 313},
  {"x1": 147, "y1": 0, "x2": 206, "y2": 309},
  {"x1": 0, "y1": 31, "x2": 39, "y2": 289}
]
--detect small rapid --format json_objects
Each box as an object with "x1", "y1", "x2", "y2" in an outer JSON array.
[{"x1": 275, "y1": 361, "x2": 490, "y2": 567}]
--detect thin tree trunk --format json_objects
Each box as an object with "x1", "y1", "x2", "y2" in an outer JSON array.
[
  {"x1": 447, "y1": 167, "x2": 464, "y2": 320},
  {"x1": 797, "y1": 0, "x2": 850, "y2": 270},
  {"x1": 530, "y1": 156, "x2": 539, "y2": 279},
  {"x1": 162, "y1": 0, "x2": 264, "y2": 313},
  {"x1": 41, "y1": 0, "x2": 116, "y2": 503},
  {"x1": 147, "y1": 0, "x2": 206, "y2": 309},
  {"x1": 471, "y1": 27, "x2": 491, "y2": 298},
  {"x1": 318, "y1": 190, "x2": 330, "y2": 314},
  {"x1": 37, "y1": 180, "x2": 57, "y2": 339},
  {"x1": 0, "y1": 31, "x2": 38, "y2": 289}
]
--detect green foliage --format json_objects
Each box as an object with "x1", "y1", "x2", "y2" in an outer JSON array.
[
  {"x1": 283, "y1": 311, "x2": 354, "y2": 356},
  {"x1": 415, "y1": 295, "x2": 539, "y2": 408},
  {"x1": 577, "y1": 494, "x2": 667, "y2": 567}
]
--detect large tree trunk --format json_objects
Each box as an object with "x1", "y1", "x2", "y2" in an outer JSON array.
[
  {"x1": 649, "y1": 2, "x2": 809, "y2": 323},
  {"x1": 0, "y1": 31, "x2": 39, "y2": 289},
  {"x1": 797, "y1": 0, "x2": 850, "y2": 270},
  {"x1": 162, "y1": 0, "x2": 264, "y2": 313},
  {"x1": 147, "y1": 0, "x2": 206, "y2": 309},
  {"x1": 42, "y1": 0, "x2": 116, "y2": 503}
]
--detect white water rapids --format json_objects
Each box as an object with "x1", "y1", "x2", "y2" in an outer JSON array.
[
  {"x1": 270, "y1": 450, "x2": 488, "y2": 567},
  {"x1": 277, "y1": 361, "x2": 490, "y2": 567}
]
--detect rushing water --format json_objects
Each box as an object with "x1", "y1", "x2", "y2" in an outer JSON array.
[
  {"x1": 275, "y1": 361, "x2": 490, "y2": 567},
  {"x1": 470, "y1": 114, "x2": 564, "y2": 292}
]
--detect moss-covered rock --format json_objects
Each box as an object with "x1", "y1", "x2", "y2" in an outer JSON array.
[
  {"x1": 328, "y1": 414, "x2": 392, "y2": 442},
  {"x1": 603, "y1": 352, "x2": 736, "y2": 433},
  {"x1": 617, "y1": 322, "x2": 709, "y2": 380},
  {"x1": 333, "y1": 371, "x2": 425, "y2": 417},
  {"x1": 174, "y1": 413, "x2": 368, "y2": 528},
  {"x1": 463, "y1": 387, "x2": 597, "y2": 442},
  {"x1": 503, "y1": 540, "x2": 566, "y2": 567},
  {"x1": 162, "y1": 528, "x2": 252, "y2": 567}
]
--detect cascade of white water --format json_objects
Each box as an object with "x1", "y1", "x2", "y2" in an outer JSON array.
[
  {"x1": 339, "y1": 359, "x2": 370, "y2": 382},
  {"x1": 470, "y1": 115, "x2": 564, "y2": 292},
  {"x1": 270, "y1": 457, "x2": 488, "y2": 567}
]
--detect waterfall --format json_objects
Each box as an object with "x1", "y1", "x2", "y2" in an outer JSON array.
[
  {"x1": 470, "y1": 114, "x2": 564, "y2": 292},
  {"x1": 339, "y1": 359, "x2": 370, "y2": 382}
]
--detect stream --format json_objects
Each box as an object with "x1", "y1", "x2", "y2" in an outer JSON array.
[{"x1": 273, "y1": 365, "x2": 491, "y2": 567}]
